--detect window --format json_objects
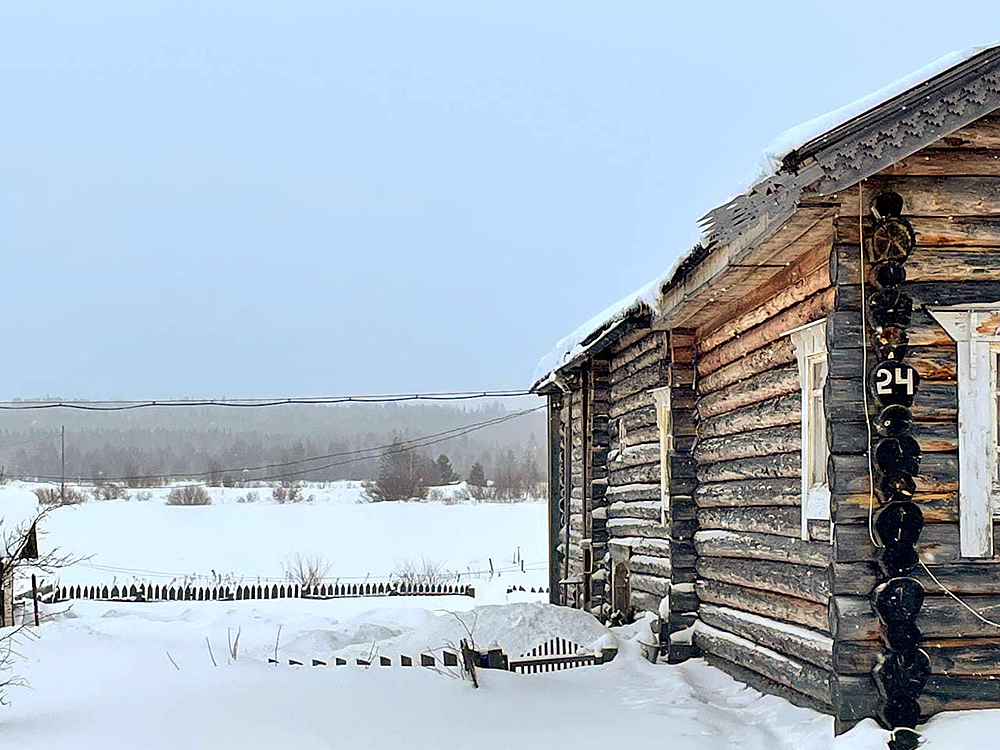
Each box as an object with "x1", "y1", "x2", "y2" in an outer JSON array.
[
  {"x1": 784, "y1": 319, "x2": 830, "y2": 541},
  {"x1": 651, "y1": 386, "x2": 672, "y2": 526},
  {"x1": 927, "y1": 305, "x2": 1000, "y2": 558}
]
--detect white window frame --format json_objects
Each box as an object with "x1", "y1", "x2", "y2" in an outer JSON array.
[
  {"x1": 651, "y1": 386, "x2": 672, "y2": 527},
  {"x1": 927, "y1": 305, "x2": 1000, "y2": 558},
  {"x1": 784, "y1": 319, "x2": 831, "y2": 542}
]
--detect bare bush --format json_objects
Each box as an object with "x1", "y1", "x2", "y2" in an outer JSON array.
[
  {"x1": 166, "y1": 485, "x2": 212, "y2": 506},
  {"x1": 282, "y1": 553, "x2": 333, "y2": 589},
  {"x1": 393, "y1": 557, "x2": 451, "y2": 587},
  {"x1": 133, "y1": 490, "x2": 153, "y2": 502},
  {"x1": 92, "y1": 482, "x2": 127, "y2": 502},
  {"x1": 237, "y1": 491, "x2": 259, "y2": 504},
  {"x1": 272, "y1": 481, "x2": 312, "y2": 504},
  {"x1": 34, "y1": 487, "x2": 85, "y2": 507}
]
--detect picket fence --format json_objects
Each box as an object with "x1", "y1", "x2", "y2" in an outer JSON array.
[{"x1": 48, "y1": 580, "x2": 475, "y2": 603}]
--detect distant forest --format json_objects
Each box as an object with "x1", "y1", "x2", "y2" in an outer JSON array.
[{"x1": 0, "y1": 401, "x2": 545, "y2": 487}]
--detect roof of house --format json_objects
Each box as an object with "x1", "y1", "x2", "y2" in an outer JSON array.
[
  {"x1": 532, "y1": 42, "x2": 1000, "y2": 392},
  {"x1": 0, "y1": 482, "x2": 40, "y2": 556}
]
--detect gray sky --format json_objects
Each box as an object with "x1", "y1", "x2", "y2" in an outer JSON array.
[{"x1": 2, "y1": 2, "x2": 995, "y2": 400}]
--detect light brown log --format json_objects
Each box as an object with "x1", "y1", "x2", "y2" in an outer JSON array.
[
  {"x1": 697, "y1": 393, "x2": 800, "y2": 440},
  {"x1": 906, "y1": 247, "x2": 1000, "y2": 282},
  {"x1": 827, "y1": 421, "x2": 958, "y2": 454},
  {"x1": 936, "y1": 114, "x2": 1000, "y2": 149},
  {"x1": 694, "y1": 477, "x2": 800, "y2": 508},
  {"x1": 609, "y1": 362, "x2": 668, "y2": 402},
  {"x1": 831, "y1": 594, "x2": 1000, "y2": 641},
  {"x1": 700, "y1": 603, "x2": 833, "y2": 670},
  {"x1": 696, "y1": 579, "x2": 830, "y2": 632},
  {"x1": 697, "y1": 288, "x2": 835, "y2": 377},
  {"x1": 827, "y1": 453, "x2": 957, "y2": 496},
  {"x1": 692, "y1": 622, "x2": 832, "y2": 703},
  {"x1": 836, "y1": 176, "x2": 1000, "y2": 217},
  {"x1": 697, "y1": 260, "x2": 832, "y2": 355},
  {"x1": 879, "y1": 148, "x2": 1000, "y2": 177},
  {"x1": 697, "y1": 452, "x2": 800, "y2": 484},
  {"x1": 694, "y1": 529, "x2": 831, "y2": 568},
  {"x1": 697, "y1": 557, "x2": 830, "y2": 604},
  {"x1": 837, "y1": 214, "x2": 1000, "y2": 247},
  {"x1": 833, "y1": 491, "x2": 957, "y2": 524},
  {"x1": 693, "y1": 425, "x2": 800, "y2": 465}
]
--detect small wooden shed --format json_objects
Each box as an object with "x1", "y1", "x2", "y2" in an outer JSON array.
[{"x1": 531, "y1": 45, "x2": 1000, "y2": 733}]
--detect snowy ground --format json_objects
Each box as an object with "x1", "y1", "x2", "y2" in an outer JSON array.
[{"x1": 2, "y1": 480, "x2": 999, "y2": 747}]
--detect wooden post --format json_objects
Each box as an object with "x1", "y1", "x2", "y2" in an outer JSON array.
[
  {"x1": 547, "y1": 395, "x2": 562, "y2": 603},
  {"x1": 32, "y1": 575, "x2": 39, "y2": 626}
]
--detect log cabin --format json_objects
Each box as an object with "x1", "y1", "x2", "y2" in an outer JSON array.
[{"x1": 530, "y1": 44, "x2": 1000, "y2": 734}]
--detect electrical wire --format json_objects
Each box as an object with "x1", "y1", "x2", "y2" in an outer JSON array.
[
  {"x1": 860, "y1": 182, "x2": 882, "y2": 549},
  {"x1": 0, "y1": 390, "x2": 532, "y2": 411},
  {"x1": 18, "y1": 406, "x2": 544, "y2": 486},
  {"x1": 919, "y1": 560, "x2": 1000, "y2": 629}
]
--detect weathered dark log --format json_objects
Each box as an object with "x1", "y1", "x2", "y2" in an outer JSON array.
[
  {"x1": 697, "y1": 557, "x2": 830, "y2": 604},
  {"x1": 627, "y1": 554, "x2": 672, "y2": 579},
  {"x1": 697, "y1": 506, "x2": 822, "y2": 540},
  {"x1": 698, "y1": 364, "x2": 801, "y2": 419},
  {"x1": 609, "y1": 345, "x2": 662, "y2": 386},
  {"x1": 697, "y1": 289, "x2": 834, "y2": 376},
  {"x1": 936, "y1": 115, "x2": 1000, "y2": 149},
  {"x1": 629, "y1": 573, "x2": 670, "y2": 598},
  {"x1": 697, "y1": 392, "x2": 800, "y2": 440},
  {"x1": 616, "y1": 404, "x2": 658, "y2": 432},
  {"x1": 693, "y1": 622, "x2": 832, "y2": 703},
  {"x1": 607, "y1": 500, "x2": 661, "y2": 521},
  {"x1": 610, "y1": 330, "x2": 663, "y2": 371},
  {"x1": 606, "y1": 518, "x2": 669, "y2": 540},
  {"x1": 826, "y1": 310, "x2": 952, "y2": 349},
  {"x1": 694, "y1": 477, "x2": 800, "y2": 508},
  {"x1": 697, "y1": 452, "x2": 800, "y2": 484},
  {"x1": 704, "y1": 653, "x2": 832, "y2": 714},
  {"x1": 608, "y1": 442, "x2": 659, "y2": 469},
  {"x1": 904, "y1": 280, "x2": 1000, "y2": 308},
  {"x1": 825, "y1": 378, "x2": 956, "y2": 422},
  {"x1": 697, "y1": 579, "x2": 829, "y2": 632},
  {"x1": 699, "y1": 603, "x2": 833, "y2": 670},
  {"x1": 609, "y1": 361, "x2": 669, "y2": 402},
  {"x1": 829, "y1": 346, "x2": 955, "y2": 382},
  {"x1": 694, "y1": 529, "x2": 831, "y2": 568},
  {"x1": 693, "y1": 425, "x2": 800, "y2": 465},
  {"x1": 906, "y1": 247, "x2": 1000, "y2": 282},
  {"x1": 834, "y1": 521, "x2": 1000, "y2": 565},
  {"x1": 921, "y1": 675, "x2": 1000, "y2": 717},
  {"x1": 833, "y1": 490, "x2": 956, "y2": 524},
  {"x1": 630, "y1": 589, "x2": 662, "y2": 615},
  {"x1": 827, "y1": 453, "x2": 957, "y2": 496},
  {"x1": 831, "y1": 560, "x2": 1000, "y2": 597},
  {"x1": 697, "y1": 338, "x2": 798, "y2": 396},
  {"x1": 839, "y1": 215, "x2": 1000, "y2": 246},
  {"x1": 605, "y1": 483, "x2": 660, "y2": 503},
  {"x1": 835, "y1": 637, "x2": 1000, "y2": 677},
  {"x1": 831, "y1": 594, "x2": 1000, "y2": 640},
  {"x1": 839, "y1": 176, "x2": 1000, "y2": 217}
]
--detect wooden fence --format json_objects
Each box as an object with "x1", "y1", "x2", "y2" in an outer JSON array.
[{"x1": 47, "y1": 580, "x2": 475, "y2": 603}]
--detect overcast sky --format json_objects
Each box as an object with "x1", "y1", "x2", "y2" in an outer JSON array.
[{"x1": 1, "y1": 2, "x2": 996, "y2": 400}]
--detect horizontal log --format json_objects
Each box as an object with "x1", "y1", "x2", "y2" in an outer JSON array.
[
  {"x1": 692, "y1": 622, "x2": 832, "y2": 703},
  {"x1": 607, "y1": 500, "x2": 661, "y2": 521},
  {"x1": 830, "y1": 560, "x2": 1000, "y2": 597},
  {"x1": 827, "y1": 345, "x2": 957, "y2": 382},
  {"x1": 616, "y1": 404, "x2": 657, "y2": 432},
  {"x1": 608, "y1": 463, "x2": 661, "y2": 486},
  {"x1": 698, "y1": 364, "x2": 800, "y2": 420},
  {"x1": 697, "y1": 263, "x2": 832, "y2": 355},
  {"x1": 880, "y1": 148, "x2": 1000, "y2": 177},
  {"x1": 936, "y1": 114, "x2": 1000, "y2": 149},
  {"x1": 827, "y1": 421, "x2": 958, "y2": 454},
  {"x1": 695, "y1": 477, "x2": 801, "y2": 508},
  {"x1": 697, "y1": 392, "x2": 800, "y2": 440},
  {"x1": 837, "y1": 214, "x2": 1000, "y2": 247},
  {"x1": 630, "y1": 589, "x2": 662, "y2": 615},
  {"x1": 697, "y1": 452, "x2": 800, "y2": 484},
  {"x1": 693, "y1": 425, "x2": 800, "y2": 465},
  {"x1": 629, "y1": 572, "x2": 671, "y2": 598},
  {"x1": 609, "y1": 536, "x2": 671, "y2": 558},
  {"x1": 611, "y1": 330, "x2": 663, "y2": 372},
  {"x1": 609, "y1": 344, "x2": 663, "y2": 386},
  {"x1": 702, "y1": 652, "x2": 831, "y2": 714},
  {"x1": 832, "y1": 490, "x2": 957, "y2": 524},
  {"x1": 921, "y1": 675, "x2": 1000, "y2": 717},
  {"x1": 834, "y1": 521, "x2": 1000, "y2": 565},
  {"x1": 700, "y1": 603, "x2": 833, "y2": 670},
  {"x1": 627, "y1": 554, "x2": 672, "y2": 578},
  {"x1": 608, "y1": 389, "x2": 654, "y2": 420},
  {"x1": 825, "y1": 378, "x2": 956, "y2": 422},
  {"x1": 845, "y1": 176, "x2": 1000, "y2": 217},
  {"x1": 828, "y1": 453, "x2": 957, "y2": 496},
  {"x1": 609, "y1": 362, "x2": 668, "y2": 402},
  {"x1": 697, "y1": 338, "x2": 797, "y2": 396},
  {"x1": 697, "y1": 557, "x2": 830, "y2": 604},
  {"x1": 907, "y1": 247, "x2": 1000, "y2": 283},
  {"x1": 697, "y1": 289, "x2": 834, "y2": 377},
  {"x1": 904, "y1": 280, "x2": 1000, "y2": 308},
  {"x1": 835, "y1": 636, "x2": 1000, "y2": 676},
  {"x1": 606, "y1": 518, "x2": 669, "y2": 540},
  {"x1": 694, "y1": 529, "x2": 831, "y2": 568},
  {"x1": 826, "y1": 310, "x2": 952, "y2": 349},
  {"x1": 697, "y1": 506, "x2": 830, "y2": 541},
  {"x1": 696, "y1": 579, "x2": 830, "y2": 632},
  {"x1": 605, "y1": 483, "x2": 660, "y2": 503},
  {"x1": 831, "y1": 593, "x2": 1000, "y2": 640}
]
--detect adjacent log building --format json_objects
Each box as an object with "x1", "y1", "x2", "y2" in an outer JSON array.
[{"x1": 531, "y1": 45, "x2": 1000, "y2": 732}]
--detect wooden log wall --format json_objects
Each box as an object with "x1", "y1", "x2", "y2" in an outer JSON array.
[
  {"x1": 587, "y1": 359, "x2": 611, "y2": 614},
  {"x1": 691, "y1": 222, "x2": 836, "y2": 711},
  {"x1": 824, "y1": 111, "x2": 1000, "y2": 728}
]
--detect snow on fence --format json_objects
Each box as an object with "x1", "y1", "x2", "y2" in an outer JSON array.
[
  {"x1": 46, "y1": 580, "x2": 475, "y2": 603},
  {"x1": 505, "y1": 585, "x2": 549, "y2": 595}
]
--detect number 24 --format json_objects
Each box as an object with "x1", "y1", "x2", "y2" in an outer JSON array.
[{"x1": 876, "y1": 367, "x2": 914, "y2": 395}]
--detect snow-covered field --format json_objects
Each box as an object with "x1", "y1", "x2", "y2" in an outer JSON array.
[{"x1": 2, "y1": 480, "x2": 999, "y2": 748}]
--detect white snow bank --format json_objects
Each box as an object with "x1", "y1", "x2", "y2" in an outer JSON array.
[{"x1": 0, "y1": 480, "x2": 40, "y2": 531}]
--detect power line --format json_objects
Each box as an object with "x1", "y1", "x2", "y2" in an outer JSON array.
[
  {"x1": 20, "y1": 406, "x2": 544, "y2": 486},
  {"x1": 0, "y1": 389, "x2": 533, "y2": 411}
]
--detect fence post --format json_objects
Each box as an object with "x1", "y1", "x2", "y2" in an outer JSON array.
[{"x1": 31, "y1": 575, "x2": 39, "y2": 626}]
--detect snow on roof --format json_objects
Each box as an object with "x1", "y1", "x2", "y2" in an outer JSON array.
[
  {"x1": 531, "y1": 42, "x2": 999, "y2": 389},
  {"x1": 0, "y1": 481, "x2": 41, "y2": 536}
]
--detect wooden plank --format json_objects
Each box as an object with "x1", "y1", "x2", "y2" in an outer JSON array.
[
  {"x1": 697, "y1": 557, "x2": 830, "y2": 604},
  {"x1": 692, "y1": 621, "x2": 832, "y2": 703},
  {"x1": 697, "y1": 364, "x2": 800, "y2": 420},
  {"x1": 697, "y1": 452, "x2": 800, "y2": 484},
  {"x1": 700, "y1": 603, "x2": 833, "y2": 670},
  {"x1": 696, "y1": 580, "x2": 829, "y2": 632},
  {"x1": 693, "y1": 529, "x2": 831, "y2": 568},
  {"x1": 936, "y1": 114, "x2": 1000, "y2": 149},
  {"x1": 694, "y1": 477, "x2": 800, "y2": 508},
  {"x1": 693, "y1": 425, "x2": 800, "y2": 465},
  {"x1": 697, "y1": 338, "x2": 797, "y2": 396},
  {"x1": 879, "y1": 148, "x2": 1000, "y2": 176}
]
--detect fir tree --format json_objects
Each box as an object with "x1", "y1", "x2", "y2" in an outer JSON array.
[
  {"x1": 435, "y1": 453, "x2": 459, "y2": 484},
  {"x1": 467, "y1": 461, "x2": 487, "y2": 488}
]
